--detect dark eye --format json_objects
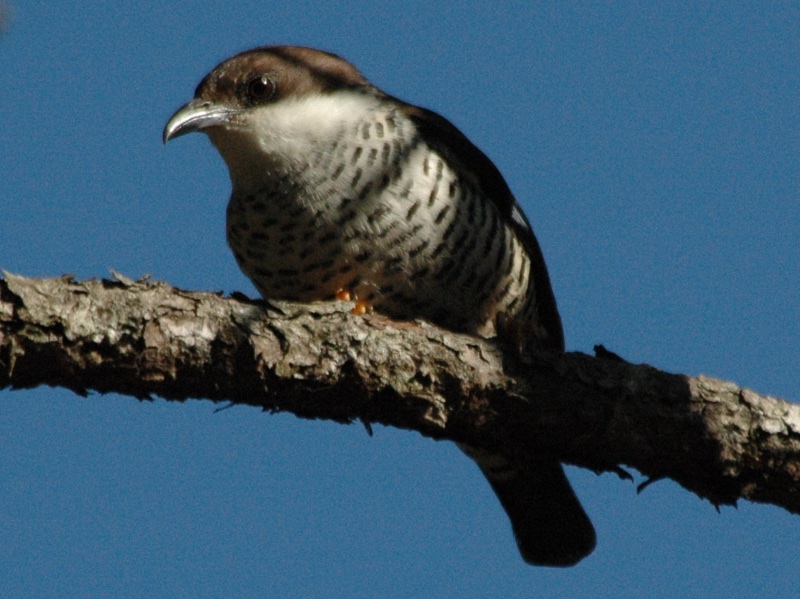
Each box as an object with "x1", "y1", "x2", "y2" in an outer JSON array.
[{"x1": 246, "y1": 75, "x2": 276, "y2": 103}]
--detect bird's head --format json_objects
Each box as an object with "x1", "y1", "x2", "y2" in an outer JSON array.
[{"x1": 163, "y1": 46, "x2": 384, "y2": 190}]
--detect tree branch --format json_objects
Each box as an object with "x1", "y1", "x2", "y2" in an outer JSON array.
[{"x1": 2, "y1": 272, "x2": 799, "y2": 516}]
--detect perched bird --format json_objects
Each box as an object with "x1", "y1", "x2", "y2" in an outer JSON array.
[{"x1": 164, "y1": 45, "x2": 595, "y2": 566}]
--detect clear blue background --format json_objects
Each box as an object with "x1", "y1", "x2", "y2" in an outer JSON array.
[{"x1": 2, "y1": 2, "x2": 798, "y2": 597}]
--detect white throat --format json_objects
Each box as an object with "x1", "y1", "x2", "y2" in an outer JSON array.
[{"x1": 208, "y1": 91, "x2": 386, "y2": 194}]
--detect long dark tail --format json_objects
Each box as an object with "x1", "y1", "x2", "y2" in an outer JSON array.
[{"x1": 459, "y1": 444, "x2": 596, "y2": 566}]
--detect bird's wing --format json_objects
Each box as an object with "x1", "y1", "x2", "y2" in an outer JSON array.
[{"x1": 400, "y1": 103, "x2": 564, "y2": 351}]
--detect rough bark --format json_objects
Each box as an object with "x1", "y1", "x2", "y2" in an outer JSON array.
[{"x1": 2, "y1": 272, "x2": 799, "y2": 515}]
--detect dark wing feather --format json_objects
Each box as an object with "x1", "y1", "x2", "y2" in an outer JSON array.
[{"x1": 400, "y1": 103, "x2": 564, "y2": 351}]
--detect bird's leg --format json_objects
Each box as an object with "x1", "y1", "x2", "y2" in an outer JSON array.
[
  {"x1": 335, "y1": 288, "x2": 373, "y2": 315},
  {"x1": 495, "y1": 311, "x2": 547, "y2": 359}
]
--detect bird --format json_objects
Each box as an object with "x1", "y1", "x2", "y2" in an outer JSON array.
[{"x1": 163, "y1": 45, "x2": 595, "y2": 566}]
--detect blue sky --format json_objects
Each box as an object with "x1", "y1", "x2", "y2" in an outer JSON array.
[{"x1": 2, "y1": 2, "x2": 798, "y2": 597}]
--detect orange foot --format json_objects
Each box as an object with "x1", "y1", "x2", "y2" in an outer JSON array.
[
  {"x1": 335, "y1": 288, "x2": 373, "y2": 316},
  {"x1": 351, "y1": 300, "x2": 372, "y2": 315}
]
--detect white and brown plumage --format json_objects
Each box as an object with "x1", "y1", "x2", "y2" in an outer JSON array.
[{"x1": 164, "y1": 45, "x2": 595, "y2": 566}]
